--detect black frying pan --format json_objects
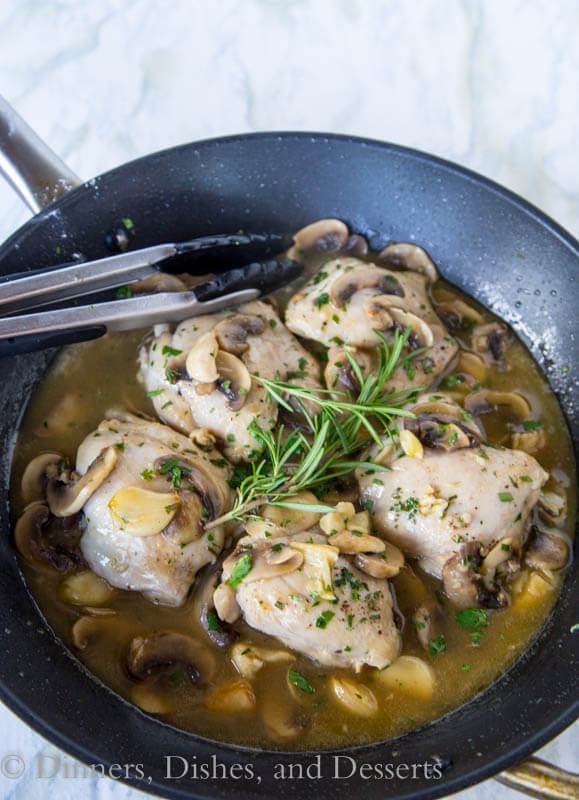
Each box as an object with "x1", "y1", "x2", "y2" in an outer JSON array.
[{"x1": 0, "y1": 98, "x2": 576, "y2": 800}]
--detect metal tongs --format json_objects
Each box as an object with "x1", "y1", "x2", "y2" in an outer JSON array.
[{"x1": 0, "y1": 231, "x2": 302, "y2": 356}]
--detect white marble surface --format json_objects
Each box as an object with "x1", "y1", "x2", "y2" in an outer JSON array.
[{"x1": 0, "y1": 0, "x2": 576, "y2": 798}]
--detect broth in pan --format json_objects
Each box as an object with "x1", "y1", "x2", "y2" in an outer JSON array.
[{"x1": 11, "y1": 220, "x2": 575, "y2": 749}]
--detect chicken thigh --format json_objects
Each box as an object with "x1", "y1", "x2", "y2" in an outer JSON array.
[
  {"x1": 215, "y1": 528, "x2": 400, "y2": 671},
  {"x1": 285, "y1": 257, "x2": 458, "y2": 395},
  {"x1": 138, "y1": 301, "x2": 321, "y2": 462},
  {"x1": 357, "y1": 394, "x2": 548, "y2": 606},
  {"x1": 67, "y1": 411, "x2": 233, "y2": 606}
]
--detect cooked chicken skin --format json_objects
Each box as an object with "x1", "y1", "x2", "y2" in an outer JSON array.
[
  {"x1": 76, "y1": 411, "x2": 233, "y2": 606},
  {"x1": 284, "y1": 257, "x2": 458, "y2": 393},
  {"x1": 358, "y1": 445, "x2": 548, "y2": 579},
  {"x1": 219, "y1": 533, "x2": 400, "y2": 671},
  {"x1": 138, "y1": 300, "x2": 321, "y2": 462}
]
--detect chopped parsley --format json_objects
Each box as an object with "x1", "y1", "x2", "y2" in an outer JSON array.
[
  {"x1": 228, "y1": 552, "x2": 253, "y2": 587},
  {"x1": 498, "y1": 492, "x2": 514, "y2": 502},
  {"x1": 429, "y1": 636, "x2": 447, "y2": 655},
  {"x1": 288, "y1": 668, "x2": 315, "y2": 694},
  {"x1": 162, "y1": 345, "x2": 183, "y2": 357},
  {"x1": 522, "y1": 420, "x2": 542, "y2": 431},
  {"x1": 207, "y1": 611, "x2": 222, "y2": 631},
  {"x1": 315, "y1": 610, "x2": 335, "y2": 629},
  {"x1": 456, "y1": 608, "x2": 488, "y2": 629}
]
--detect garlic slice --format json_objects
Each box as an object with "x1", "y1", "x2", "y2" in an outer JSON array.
[
  {"x1": 108, "y1": 486, "x2": 181, "y2": 536},
  {"x1": 290, "y1": 541, "x2": 339, "y2": 601},
  {"x1": 377, "y1": 655, "x2": 435, "y2": 700}
]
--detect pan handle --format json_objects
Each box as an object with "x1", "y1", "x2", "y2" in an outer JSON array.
[
  {"x1": 0, "y1": 94, "x2": 81, "y2": 213},
  {"x1": 497, "y1": 757, "x2": 579, "y2": 799}
]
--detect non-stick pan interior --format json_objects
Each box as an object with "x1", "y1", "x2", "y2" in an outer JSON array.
[{"x1": 0, "y1": 134, "x2": 576, "y2": 800}]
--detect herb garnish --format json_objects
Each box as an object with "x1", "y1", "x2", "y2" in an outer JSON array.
[
  {"x1": 205, "y1": 328, "x2": 422, "y2": 528},
  {"x1": 288, "y1": 668, "x2": 315, "y2": 694}
]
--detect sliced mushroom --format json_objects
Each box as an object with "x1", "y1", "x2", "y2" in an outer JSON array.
[
  {"x1": 126, "y1": 631, "x2": 216, "y2": 684},
  {"x1": 363, "y1": 295, "x2": 394, "y2": 329},
  {"x1": 215, "y1": 351, "x2": 252, "y2": 411},
  {"x1": 185, "y1": 330, "x2": 219, "y2": 382},
  {"x1": 153, "y1": 456, "x2": 228, "y2": 521},
  {"x1": 354, "y1": 542, "x2": 404, "y2": 578},
  {"x1": 330, "y1": 266, "x2": 404, "y2": 307},
  {"x1": 222, "y1": 543, "x2": 304, "y2": 585},
  {"x1": 248, "y1": 544, "x2": 304, "y2": 581},
  {"x1": 412, "y1": 602, "x2": 442, "y2": 651},
  {"x1": 194, "y1": 562, "x2": 238, "y2": 646},
  {"x1": 47, "y1": 446, "x2": 117, "y2": 517},
  {"x1": 71, "y1": 615, "x2": 111, "y2": 650},
  {"x1": 21, "y1": 452, "x2": 63, "y2": 504},
  {"x1": 343, "y1": 234, "x2": 368, "y2": 256},
  {"x1": 464, "y1": 390, "x2": 531, "y2": 422},
  {"x1": 287, "y1": 218, "x2": 349, "y2": 261},
  {"x1": 131, "y1": 272, "x2": 189, "y2": 294},
  {"x1": 538, "y1": 491, "x2": 567, "y2": 524},
  {"x1": 457, "y1": 351, "x2": 487, "y2": 382},
  {"x1": 214, "y1": 314, "x2": 265, "y2": 354},
  {"x1": 524, "y1": 527, "x2": 570, "y2": 572},
  {"x1": 377, "y1": 655, "x2": 435, "y2": 700},
  {"x1": 389, "y1": 308, "x2": 434, "y2": 348},
  {"x1": 108, "y1": 486, "x2": 181, "y2": 537},
  {"x1": 404, "y1": 417, "x2": 478, "y2": 451},
  {"x1": 14, "y1": 501, "x2": 83, "y2": 572},
  {"x1": 189, "y1": 427, "x2": 217, "y2": 449},
  {"x1": 480, "y1": 537, "x2": 520, "y2": 588},
  {"x1": 330, "y1": 676, "x2": 378, "y2": 717},
  {"x1": 436, "y1": 298, "x2": 484, "y2": 332},
  {"x1": 324, "y1": 346, "x2": 373, "y2": 395},
  {"x1": 472, "y1": 322, "x2": 509, "y2": 362},
  {"x1": 378, "y1": 243, "x2": 438, "y2": 282},
  {"x1": 442, "y1": 546, "x2": 509, "y2": 609}
]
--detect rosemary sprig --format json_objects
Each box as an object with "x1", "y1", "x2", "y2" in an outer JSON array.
[{"x1": 205, "y1": 327, "x2": 424, "y2": 529}]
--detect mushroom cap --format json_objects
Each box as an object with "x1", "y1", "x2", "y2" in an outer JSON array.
[
  {"x1": 472, "y1": 321, "x2": 509, "y2": 362},
  {"x1": 14, "y1": 501, "x2": 83, "y2": 572},
  {"x1": 153, "y1": 455, "x2": 230, "y2": 522},
  {"x1": 126, "y1": 631, "x2": 216, "y2": 683},
  {"x1": 442, "y1": 546, "x2": 509, "y2": 609},
  {"x1": 354, "y1": 543, "x2": 404, "y2": 578},
  {"x1": 330, "y1": 265, "x2": 404, "y2": 307},
  {"x1": 464, "y1": 390, "x2": 531, "y2": 422},
  {"x1": 287, "y1": 218, "x2": 349, "y2": 262},
  {"x1": 215, "y1": 351, "x2": 252, "y2": 412},
  {"x1": 21, "y1": 452, "x2": 63, "y2": 504},
  {"x1": 524, "y1": 527, "x2": 570, "y2": 572},
  {"x1": 214, "y1": 314, "x2": 265, "y2": 355},
  {"x1": 185, "y1": 330, "x2": 219, "y2": 383},
  {"x1": 378, "y1": 242, "x2": 438, "y2": 282},
  {"x1": 47, "y1": 446, "x2": 118, "y2": 517}
]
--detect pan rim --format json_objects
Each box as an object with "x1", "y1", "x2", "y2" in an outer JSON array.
[{"x1": 0, "y1": 131, "x2": 576, "y2": 800}]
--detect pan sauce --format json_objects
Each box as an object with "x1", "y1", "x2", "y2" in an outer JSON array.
[{"x1": 11, "y1": 228, "x2": 575, "y2": 750}]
